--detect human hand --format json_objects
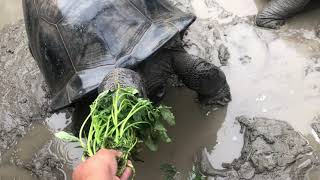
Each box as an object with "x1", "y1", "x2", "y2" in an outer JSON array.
[{"x1": 72, "y1": 149, "x2": 132, "y2": 180}]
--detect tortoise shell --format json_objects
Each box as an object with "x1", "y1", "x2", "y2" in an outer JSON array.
[{"x1": 23, "y1": 0, "x2": 195, "y2": 110}]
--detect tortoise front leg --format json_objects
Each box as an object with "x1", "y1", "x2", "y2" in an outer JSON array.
[
  {"x1": 170, "y1": 50, "x2": 231, "y2": 105},
  {"x1": 256, "y1": 0, "x2": 310, "y2": 29}
]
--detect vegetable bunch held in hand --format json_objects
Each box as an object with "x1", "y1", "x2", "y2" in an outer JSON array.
[{"x1": 56, "y1": 86, "x2": 175, "y2": 176}]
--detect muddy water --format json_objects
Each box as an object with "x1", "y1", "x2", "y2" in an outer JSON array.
[
  {"x1": 0, "y1": 165, "x2": 34, "y2": 180},
  {"x1": 1, "y1": 0, "x2": 320, "y2": 180},
  {"x1": 185, "y1": 0, "x2": 320, "y2": 179},
  {"x1": 135, "y1": 87, "x2": 229, "y2": 179}
]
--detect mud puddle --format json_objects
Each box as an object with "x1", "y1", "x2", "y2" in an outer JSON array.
[
  {"x1": 1, "y1": 0, "x2": 320, "y2": 179},
  {"x1": 182, "y1": 0, "x2": 320, "y2": 179},
  {"x1": 0, "y1": 165, "x2": 34, "y2": 180},
  {"x1": 134, "y1": 87, "x2": 229, "y2": 179},
  {"x1": 0, "y1": 124, "x2": 53, "y2": 179}
]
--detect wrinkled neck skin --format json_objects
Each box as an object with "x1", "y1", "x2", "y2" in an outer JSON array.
[
  {"x1": 256, "y1": 0, "x2": 311, "y2": 29},
  {"x1": 98, "y1": 68, "x2": 147, "y2": 97},
  {"x1": 137, "y1": 48, "x2": 176, "y2": 102}
]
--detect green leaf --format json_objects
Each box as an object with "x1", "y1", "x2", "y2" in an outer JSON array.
[
  {"x1": 124, "y1": 87, "x2": 139, "y2": 95},
  {"x1": 159, "y1": 106, "x2": 175, "y2": 126},
  {"x1": 151, "y1": 110, "x2": 160, "y2": 121},
  {"x1": 55, "y1": 131, "x2": 79, "y2": 142},
  {"x1": 144, "y1": 135, "x2": 158, "y2": 151},
  {"x1": 147, "y1": 111, "x2": 155, "y2": 122},
  {"x1": 159, "y1": 131, "x2": 172, "y2": 143},
  {"x1": 133, "y1": 110, "x2": 148, "y2": 123},
  {"x1": 155, "y1": 121, "x2": 166, "y2": 132}
]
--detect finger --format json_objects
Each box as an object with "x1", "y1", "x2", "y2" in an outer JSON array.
[
  {"x1": 94, "y1": 149, "x2": 119, "y2": 173},
  {"x1": 126, "y1": 160, "x2": 133, "y2": 170},
  {"x1": 94, "y1": 150, "x2": 115, "y2": 165},
  {"x1": 113, "y1": 150, "x2": 123, "y2": 158},
  {"x1": 95, "y1": 149, "x2": 126, "y2": 176},
  {"x1": 120, "y1": 167, "x2": 132, "y2": 180},
  {"x1": 99, "y1": 149, "x2": 123, "y2": 158}
]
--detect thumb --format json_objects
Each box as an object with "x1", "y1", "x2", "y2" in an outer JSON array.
[{"x1": 120, "y1": 167, "x2": 132, "y2": 180}]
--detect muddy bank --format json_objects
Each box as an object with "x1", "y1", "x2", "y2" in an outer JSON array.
[
  {"x1": 0, "y1": 21, "x2": 65, "y2": 179},
  {"x1": 197, "y1": 116, "x2": 320, "y2": 180},
  {"x1": 0, "y1": 20, "x2": 49, "y2": 155}
]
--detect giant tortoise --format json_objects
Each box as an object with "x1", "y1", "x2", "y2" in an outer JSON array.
[
  {"x1": 23, "y1": 0, "x2": 231, "y2": 111},
  {"x1": 256, "y1": 0, "x2": 311, "y2": 29}
]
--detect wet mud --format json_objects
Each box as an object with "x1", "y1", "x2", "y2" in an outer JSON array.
[
  {"x1": 0, "y1": 21, "x2": 48, "y2": 153},
  {"x1": 0, "y1": 0, "x2": 22, "y2": 29},
  {"x1": 197, "y1": 116, "x2": 317, "y2": 180},
  {"x1": 0, "y1": 21, "x2": 65, "y2": 179},
  {"x1": 1, "y1": 0, "x2": 320, "y2": 179}
]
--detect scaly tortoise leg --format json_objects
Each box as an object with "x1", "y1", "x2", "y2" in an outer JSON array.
[
  {"x1": 170, "y1": 49, "x2": 231, "y2": 105},
  {"x1": 256, "y1": 0, "x2": 310, "y2": 29}
]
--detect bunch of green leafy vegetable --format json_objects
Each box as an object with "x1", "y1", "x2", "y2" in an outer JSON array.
[{"x1": 56, "y1": 86, "x2": 175, "y2": 175}]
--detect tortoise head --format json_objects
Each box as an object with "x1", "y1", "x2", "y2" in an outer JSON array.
[
  {"x1": 197, "y1": 67, "x2": 231, "y2": 106},
  {"x1": 201, "y1": 83, "x2": 231, "y2": 106},
  {"x1": 98, "y1": 68, "x2": 146, "y2": 97}
]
